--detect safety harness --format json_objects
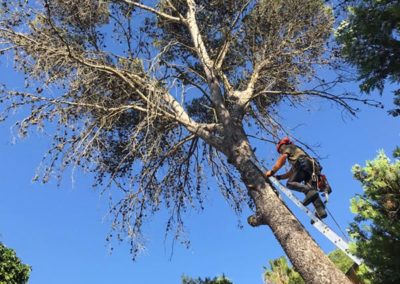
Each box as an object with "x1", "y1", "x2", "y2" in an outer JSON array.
[{"x1": 295, "y1": 146, "x2": 332, "y2": 204}]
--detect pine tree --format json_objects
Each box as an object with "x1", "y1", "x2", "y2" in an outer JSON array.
[
  {"x1": 350, "y1": 150, "x2": 400, "y2": 283},
  {"x1": 335, "y1": 0, "x2": 400, "y2": 116}
]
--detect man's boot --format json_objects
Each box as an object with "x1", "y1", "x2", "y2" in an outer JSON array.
[
  {"x1": 310, "y1": 197, "x2": 327, "y2": 224},
  {"x1": 313, "y1": 197, "x2": 327, "y2": 219}
]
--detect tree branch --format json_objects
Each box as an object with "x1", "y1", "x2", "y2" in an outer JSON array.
[
  {"x1": 255, "y1": 89, "x2": 382, "y2": 115},
  {"x1": 185, "y1": 0, "x2": 231, "y2": 126},
  {"x1": 119, "y1": 0, "x2": 184, "y2": 23},
  {"x1": 163, "y1": 92, "x2": 223, "y2": 149},
  {"x1": 234, "y1": 59, "x2": 272, "y2": 106}
]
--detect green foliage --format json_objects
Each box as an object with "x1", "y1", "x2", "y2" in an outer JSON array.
[
  {"x1": 327, "y1": 249, "x2": 353, "y2": 274},
  {"x1": 335, "y1": 0, "x2": 400, "y2": 116},
  {"x1": 182, "y1": 275, "x2": 232, "y2": 284},
  {"x1": 263, "y1": 257, "x2": 304, "y2": 284},
  {"x1": 394, "y1": 146, "x2": 400, "y2": 158},
  {"x1": 0, "y1": 243, "x2": 31, "y2": 284},
  {"x1": 350, "y1": 150, "x2": 400, "y2": 284}
]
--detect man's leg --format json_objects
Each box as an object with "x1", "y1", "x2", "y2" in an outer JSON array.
[
  {"x1": 302, "y1": 188, "x2": 319, "y2": 206},
  {"x1": 312, "y1": 197, "x2": 327, "y2": 219},
  {"x1": 286, "y1": 167, "x2": 318, "y2": 206}
]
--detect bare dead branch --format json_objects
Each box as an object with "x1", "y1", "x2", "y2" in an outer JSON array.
[{"x1": 119, "y1": 0, "x2": 184, "y2": 23}]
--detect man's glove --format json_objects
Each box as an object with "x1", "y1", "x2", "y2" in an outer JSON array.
[{"x1": 265, "y1": 170, "x2": 275, "y2": 177}]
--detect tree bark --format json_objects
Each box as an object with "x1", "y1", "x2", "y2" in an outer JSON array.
[{"x1": 227, "y1": 127, "x2": 351, "y2": 284}]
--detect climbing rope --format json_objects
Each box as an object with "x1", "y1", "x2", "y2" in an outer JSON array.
[{"x1": 326, "y1": 206, "x2": 350, "y2": 242}]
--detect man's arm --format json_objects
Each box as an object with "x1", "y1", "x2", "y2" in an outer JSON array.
[
  {"x1": 275, "y1": 169, "x2": 292, "y2": 180},
  {"x1": 265, "y1": 154, "x2": 288, "y2": 177}
]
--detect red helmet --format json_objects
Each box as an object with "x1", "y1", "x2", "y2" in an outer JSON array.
[{"x1": 276, "y1": 137, "x2": 292, "y2": 152}]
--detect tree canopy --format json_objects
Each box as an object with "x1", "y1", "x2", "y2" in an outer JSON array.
[
  {"x1": 350, "y1": 150, "x2": 400, "y2": 283},
  {"x1": 336, "y1": 0, "x2": 400, "y2": 116},
  {"x1": 0, "y1": 0, "x2": 336, "y2": 251},
  {"x1": 0, "y1": 242, "x2": 31, "y2": 284}
]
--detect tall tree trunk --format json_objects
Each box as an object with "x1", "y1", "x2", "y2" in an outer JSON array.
[{"x1": 227, "y1": 127, "x2": 351, "y2": 284}]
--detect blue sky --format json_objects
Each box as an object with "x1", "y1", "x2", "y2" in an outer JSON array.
[
  {"x1": 1, "y1": 68, "x2": 398, "y2": 284},
  {"x1": 0, "y1": 15, "x2": 399, "y2": 284}
]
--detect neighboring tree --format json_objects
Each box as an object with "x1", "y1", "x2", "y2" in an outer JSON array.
[
  {"x1": 0, "y1": 0, "x2": 368, "y2": 282},
  {"x1": 0, "y1": 242, "x2": 31, "y2": 284},
  {"x1": 335, "y1": 0, "x2": 400, "y2": 116},
  {"x1": 327, "y1": 249, "x2": 353, "y2": 275},
  {"x1": 394, "y1": 146, "x2": 400, "y2": 158},
  {"x1": 350, "y1": 150, "x2": 400, "y2": 284},
  {"x1": 182, "y1": 275, "x2": 232, "y2": 284},
  {"x1": 263, "y1": 257, "x2": 304, "y2": 284}
]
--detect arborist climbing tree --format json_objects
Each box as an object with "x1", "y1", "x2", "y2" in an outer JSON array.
[
  {"x1": 0, "y1": 0, "x2": 380, "y2": 283},
  {"x1": 265, "y1": 137, "x2": 332, "y2": 220}
]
